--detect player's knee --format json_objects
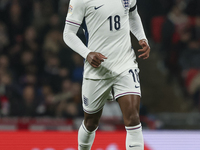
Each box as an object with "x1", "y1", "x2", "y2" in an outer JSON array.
[
  {"x1": 84, "y1": 120, "x2": 98, "y2": 132},
  {"x1": 125, "y1": 114, "x2": 140, "y2": 127}
]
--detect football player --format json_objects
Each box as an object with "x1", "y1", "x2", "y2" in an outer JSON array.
[{"x1": 63, "y1": 0, "x2": 150, "y2": 149}]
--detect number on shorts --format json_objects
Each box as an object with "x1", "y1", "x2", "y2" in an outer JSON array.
[{"x1": 129, "y1": 69, "x2": 140, "y2": 83}]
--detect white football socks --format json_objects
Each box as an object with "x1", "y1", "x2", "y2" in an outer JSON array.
[
  {"x1": 125, "y1": 123, "x2": 144, "y2": 150},
  {"x1": 78, "y1": 121, "x2": 98, "y2": 150}
]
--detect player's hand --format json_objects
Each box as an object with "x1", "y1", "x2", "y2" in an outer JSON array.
[
  {"x1": 86, "y1": 52, "x2": 107, "y2": 68},
  {"x1": 138, "y1": 39, "x2": 150, "y2": 59}
]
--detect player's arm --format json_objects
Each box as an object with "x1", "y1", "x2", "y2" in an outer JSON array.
[
  {"x1": 63, "y1": 23, "x2": 91, "y2": 58},
  {"x1": 63, "y1": 24, "x2": 107, "y2": 68},
  {"x1": 63, "y1": 0, "x2": 106, "y2": 68},
  {"x1": 129, "y1": 3, "x2": 150, "y2": 59}
]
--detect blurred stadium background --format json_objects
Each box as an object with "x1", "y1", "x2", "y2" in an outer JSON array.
[{"x1": 0, "y1": 0, "x2": 200, "y2": 149}]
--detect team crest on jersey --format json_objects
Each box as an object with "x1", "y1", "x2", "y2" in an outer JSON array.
[
  {"x1": 68, "y1": 5, "x2": 73, "y2": 14},
  {"x1": 121, "y1": 0, "x2": 130, "y2": 14}
]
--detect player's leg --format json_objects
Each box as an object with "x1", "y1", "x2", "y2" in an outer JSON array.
[
  {"x1": 78, "y1": 78, "x2": 113, "y2": 150},
  {"x1": 78, "y1": 110, "x2": 103, "y2": 150},
  {"x1": 118, "y1": 95, "x2": 140, "y2": 126},
  {"x1": 113, "y1": 68, "x2": 143, "y2": 150},
  {"x1": 117, "y1": 95, "x2": 143, "y2": 150}
]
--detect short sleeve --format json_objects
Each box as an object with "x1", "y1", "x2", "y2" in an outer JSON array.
[
  {"x1": 129, "y1": 0, "x2": 137, "y2": 12},
  {"x1": 66, "y1": 0, "x2": 85, "y2": 26}
]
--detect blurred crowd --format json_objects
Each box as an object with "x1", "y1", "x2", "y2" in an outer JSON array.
[
  {"x1": 157, "y1": 0, "x2": 200, "y2": 110},
  {"x1": 0, "y1": 0, "x2": 200, "y2": 120},
  {"x1": 0, "y1": 0, "x2": 86, "y2": 117}
]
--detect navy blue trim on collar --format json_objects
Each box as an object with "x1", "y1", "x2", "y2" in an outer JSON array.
[{"x1": 129, "y1": 5, "x2": 137, "y2": 12}]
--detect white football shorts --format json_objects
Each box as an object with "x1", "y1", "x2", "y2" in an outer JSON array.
[{"x1": 82, "y1": 68, "x2": 141, "y2": 114}]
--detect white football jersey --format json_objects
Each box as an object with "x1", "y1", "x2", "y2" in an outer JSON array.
[{"x1": 66, "y1": 0, "x2": 138, "y2": 79}]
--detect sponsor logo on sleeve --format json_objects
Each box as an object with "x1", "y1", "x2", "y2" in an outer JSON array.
[{"x1": 68, "y1": 5, "x2": 73, "y2": 14}]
